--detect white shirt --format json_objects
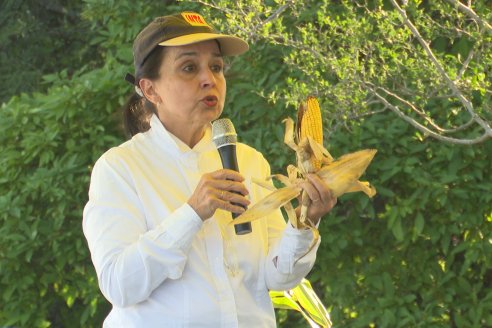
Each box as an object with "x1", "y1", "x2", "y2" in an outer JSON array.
[{"x1": 83, "y1": 114, "x2": 320, "y2": 327}]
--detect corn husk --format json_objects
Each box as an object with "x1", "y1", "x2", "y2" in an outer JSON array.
[
  {"x1": 232, "y1": 186, "x2": 302, "y2": 225},
  {"x1": 233, "y1": 96, "x2": 377, "y2": 236},
  {"x1": 233, "y1": 97, "x2": 376, "y2": 328},
  {"x1": 317, "y1": 149, "x2": 377, "y2": 198}
]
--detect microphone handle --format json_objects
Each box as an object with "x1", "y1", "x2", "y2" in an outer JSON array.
[{"x1": 217, "y1": 145, "x2": 252, "y2": 235}]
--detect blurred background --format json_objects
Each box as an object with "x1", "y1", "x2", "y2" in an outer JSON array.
[{"x1": 1, "y1": 0, "x2": 491, "y2": 327}]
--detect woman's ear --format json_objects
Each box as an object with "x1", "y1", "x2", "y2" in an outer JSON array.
[{"x1": 139, "y1": 79, "x2": 162, "y2": 105}]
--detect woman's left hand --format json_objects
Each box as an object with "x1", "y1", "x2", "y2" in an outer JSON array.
[{"x1": 298, "y1": 173, "x2": 337, "y2": 225}]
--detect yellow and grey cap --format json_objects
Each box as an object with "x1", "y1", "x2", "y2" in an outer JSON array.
[{"x1": 133, "y1": 12, "x2": 248, "y2": 71}]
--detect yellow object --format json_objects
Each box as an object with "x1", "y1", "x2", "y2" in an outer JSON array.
[
  {"x1": 299, "y1": 97, "x2": 323, "y2": 147},
  {"x1": 317, "y1": 149, "x2": 377, "y2": 198},
  {"x1": 234, "y1": 95, "x2": 377, "y2": 328},
  {"x1": 232, "y1": 95, "x2": 378, "y2": 328},
  {"x1": 298, "y1": 96, "x2": 324, "y2": 172},
  {"x1": 233, "y1": 95, "x2": 376, "y2": 242},
  {"x1": 270, "y1": 278, "x2": 332, "y2": 328},
  {"x1": 232, "y1": 186, "x2": 301, "y2": 225}
]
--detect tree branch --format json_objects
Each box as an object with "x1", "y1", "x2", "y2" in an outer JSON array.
[
  {"x1": 367, "y1": 85, "x2": 490, "y2": 145},
  {"x1": 263, "y1": 1, "x2": 294, "y2": 25},
  {"x1": 389, "y1": 0, "x2": 492, "y2": 139},
  {"x1": 444, "y1": 0, "x2": 492, "y2": 33},
  {"x1": 374, "y1": 86, "x2": 477, "y2": 134},
  {"x1": 456, "y1": 48, "x2": 475, "y2": 81},
  {"x1": 245, "y1": 1, "x2": 295, "y2": 41},
  {"x1": 190, "y1": 0, "x2": 250, "y2": 35},
  {"x1": 191, "y1": 0, "x2": 230, "y2": 13}
]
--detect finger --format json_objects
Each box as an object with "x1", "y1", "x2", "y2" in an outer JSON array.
[
  {"x1": 211, "y1": 169, "x2": 245, "y2": 182},
  {"x1": 218, "y1": 179, "x2": 249, "y2": 196},
  {"x1": 306, "y1": 174, "x2": 332, "y2": 203},
  {"x1": 300, "y1": 179, "x2": 321, "y2": 203},
  {"x1": 221, "y1": 189, "x2": 251, "y2": 208},
  {"x1": 201, "y1": 173, "x2": 249, "y2": 196},
  {"x1": 214, "y1": 196, "x2": 248, "y2": 214},
  {"x1": 329, "y1": 196, "x2": 338, "y2": 208},
  {"x1": 216, "y1": 189, "x2": 226, "y2": 201}
]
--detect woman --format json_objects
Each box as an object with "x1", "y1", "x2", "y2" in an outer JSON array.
[{"x1": 83, "y1": 11, "x2": 336, "y2": 327}]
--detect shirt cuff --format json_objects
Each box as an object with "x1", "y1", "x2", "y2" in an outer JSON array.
[
  {"x1": 275, "y1": 224, "x2": 319, "y2": 275},
  {"x1": 284, "y1": 224, "x2": 318, "y2": 242},
  {"x1": 146, "y1": 203, "x2": 203, "y2": 249}
]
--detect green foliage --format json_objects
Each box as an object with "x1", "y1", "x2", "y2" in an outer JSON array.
[
  {"x1": 224, "y1": 42, "x2": 295, "y2": 173},
  {"x1": 203, "y1": 0, "x2": 492, "y2": 143},
  {"x1": 0, "y1": 0, "x2": 101, "y2": 104},
  {"x1": 1, "y1": 0, "x2": 492, "y2": 327},
  {"x1": 0, "y1": 1, "x2": 189, "y2": 326},
  {"x1": 310, "y1": 113, "x2": 492, "y2": 327},
  {"x1": 201, "y1": 1, "x2": 492, "y2": 326},
  {"x1": 0, "y1": 75, "x2": 121, "y2": 327}
]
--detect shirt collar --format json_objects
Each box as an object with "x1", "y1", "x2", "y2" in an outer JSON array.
[{"x1": 149, "y1": 114, "x2": 215, "y2": 155}]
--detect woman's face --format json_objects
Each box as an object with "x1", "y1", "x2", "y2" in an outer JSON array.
[{"x1": 146, "y1": 40, "x2": 226, "y2": 134}]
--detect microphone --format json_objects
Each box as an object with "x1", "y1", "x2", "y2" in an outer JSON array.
[{"x1": 212, "y1": 118, "x2": 252, "y2": 235}]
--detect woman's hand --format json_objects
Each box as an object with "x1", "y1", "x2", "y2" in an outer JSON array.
[
  {"x1": 188, "y1": 169, "x2": 250, "y2": 221},
  {"x1": 298, "y1": 174, "x2": 337, "y2": 225}
]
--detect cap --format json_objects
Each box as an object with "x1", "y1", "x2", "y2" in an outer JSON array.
[{"x1": 133, "y1": 12, "x2": 249, "y2": 72}]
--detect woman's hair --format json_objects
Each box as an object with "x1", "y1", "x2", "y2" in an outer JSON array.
[{"x1": 122, "y1": 46, "x2": 166, "y2": 138}]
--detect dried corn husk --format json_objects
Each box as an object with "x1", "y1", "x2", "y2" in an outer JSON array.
[
  {"x1": 233, "y1": 96, "x2": 377, "y2": 252},
  {"x1": 232, "y1": 186, "x2": 302, "y2": 225},
  {"x1": 317, "y1": 149, "x2": 377, "y2": 198}
]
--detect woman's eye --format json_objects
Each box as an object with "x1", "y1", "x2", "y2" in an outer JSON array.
[
  {"x1": 183, "y1": 64, "x2": 196, "y2": 73},
  {"x1": 211, "y1": 64, "x2": 223, "y2": 73}
]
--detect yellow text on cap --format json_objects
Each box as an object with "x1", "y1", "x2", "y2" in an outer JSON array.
[{"x1": 181, "y1": 12, "x2": 210, "y2": 27}]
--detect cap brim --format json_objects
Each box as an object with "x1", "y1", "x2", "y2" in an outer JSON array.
[{"x1": 159, "y1": 33, "x2": 249, "y2": 56}]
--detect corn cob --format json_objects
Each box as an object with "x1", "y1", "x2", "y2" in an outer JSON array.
[
  {"x1": 298, "y1": 96, "x2": 323, "y2": 172},
  {"x1": 233, "y1": 95, "x2": 376, "y2": 230},
  {"x1": 299, "y1": 96, "x2": 323, "y2": 145},
  {"x1": 295, "y1": 96, "x2": 323, "y2": 224}
]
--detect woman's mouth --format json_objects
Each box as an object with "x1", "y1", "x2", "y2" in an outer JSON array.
[{"x1": 202, "y1": 96, "x2": 218, "y2": 107}]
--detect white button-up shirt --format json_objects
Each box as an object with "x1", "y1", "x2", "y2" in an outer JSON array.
[{"x1": 83, "y1": 115, "x2": 320, "y2": 327}]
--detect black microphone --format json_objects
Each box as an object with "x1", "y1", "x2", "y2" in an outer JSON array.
[{"x1": 212, "y1": 118, "x2": 252, "y2": 235}]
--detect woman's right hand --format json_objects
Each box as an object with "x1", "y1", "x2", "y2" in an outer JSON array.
[{"x1": 187, "y1": 169, "x2": 250, "y2": 221}]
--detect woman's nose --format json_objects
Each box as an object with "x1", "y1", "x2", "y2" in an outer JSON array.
[{"x1": 200, "y1": 68, "x2": 216, "y2": 88}]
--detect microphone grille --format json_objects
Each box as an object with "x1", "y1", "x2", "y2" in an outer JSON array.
[{"x1": 212, "y1": 118, "x2": 237, "y2": 148}]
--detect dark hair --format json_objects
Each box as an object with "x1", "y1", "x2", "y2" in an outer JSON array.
[{"x1": 122, "y1": 46, "x2": 166, "y2": 138}]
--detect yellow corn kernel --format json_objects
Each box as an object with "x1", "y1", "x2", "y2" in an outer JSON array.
[
  {"x1": 300, "y1": 96, "x2": 323, "y2": 146},
  {"x1": 299, "y1": 96, "x2": 323, "y2": 170}
]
